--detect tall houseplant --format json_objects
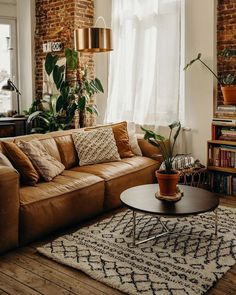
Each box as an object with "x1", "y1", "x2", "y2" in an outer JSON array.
[
  {"x1": 184, "y1": 50, "x2": 236, "y2": 105},
  {"x1": 141, "y1": 121, "x2": 181, "y2": 196},
  {"x1": 27, "y1": 49, "x2": 104, "y2": 133}
]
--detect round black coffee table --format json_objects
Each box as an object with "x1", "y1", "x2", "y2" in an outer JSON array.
[{"x1": 120, "y1": 184, "x2": 219, "y2": 246}]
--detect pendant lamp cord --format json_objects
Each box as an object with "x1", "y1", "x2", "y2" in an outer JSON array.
[{"x1": 94, "y1": 16, "x2": 107, "y2": 28}]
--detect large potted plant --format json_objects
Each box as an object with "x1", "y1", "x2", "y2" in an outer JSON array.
[
  {"x1": 26, "y1": 48, "x2": 104, "y2": 133},
  {"x1": 141, "y1": 121, "x2": 181, "y2": 196},
  {"x1": 184, "y1": 50, "x2": 236, "y2": 105}
]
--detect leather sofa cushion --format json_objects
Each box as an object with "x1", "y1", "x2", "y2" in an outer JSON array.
[
  {"x1": 72, "y1": 156, "x2": 158, "y2": 180},
  {"x1": 20, "y1": 170, "x2": 103, "y2": 204},
  {"x1": 54, "y1": 135, "x2": 78, "y2": 169},
  {"x1": 19, "y1": 170, "x2": 105, "y2": 244},
  {"x1": 72, "y1": 156, "x2": 159, "y2": 210}
]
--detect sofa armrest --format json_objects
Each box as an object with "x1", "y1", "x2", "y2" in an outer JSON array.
[
  {"x1": 0, "y1": 166, "x2": 20, "y2": 253},
  {"x1": 137, "y1": 134, "x2": 169, "y2": 163}
]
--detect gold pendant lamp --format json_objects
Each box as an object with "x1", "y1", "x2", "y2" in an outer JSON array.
[{"x1": 74, "y1": 16, "x2": 113, "y2": 53}]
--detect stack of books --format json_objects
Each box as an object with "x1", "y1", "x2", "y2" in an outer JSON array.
[{"x1": 219, "y1": 127, "x2": 236, "y2": 141}]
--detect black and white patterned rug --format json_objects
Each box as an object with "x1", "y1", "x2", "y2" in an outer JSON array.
[{"x1": 37, "y1": 206, "x2": 236, "y2": 295}]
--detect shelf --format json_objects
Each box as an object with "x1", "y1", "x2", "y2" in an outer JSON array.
[
  {"x1": 207, "y1": 166, "x2": 236, "y2": 173},
  {"x1": 208, "y1": 140, "x2": 236, "y2": 146}
]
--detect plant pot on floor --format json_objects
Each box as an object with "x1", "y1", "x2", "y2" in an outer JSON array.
[
  {"x1": 156, "y1": 170, "x2": 180, "y2": 196},
  {"x1": 221, "y1": 86, "x2": 236, "y2": 105}
]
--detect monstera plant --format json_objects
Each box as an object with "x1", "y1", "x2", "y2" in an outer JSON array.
[{"x1": 27, "y1": 48, "x2": 104, "y2": 133}]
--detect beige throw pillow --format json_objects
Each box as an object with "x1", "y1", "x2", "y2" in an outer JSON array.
[
  {"x1": 72, "y1": 128, "x2": 121, "y2": 166},
  {"x1": 18, "y1": 140, "x2": 65, "y2": 181}
]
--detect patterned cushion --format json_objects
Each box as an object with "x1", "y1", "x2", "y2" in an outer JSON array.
[
  {"x1": 18, "y1": 140, "x2": 65, "y2": 181},
  {"x1": 72, "y1": 128, "x2": 121, "y2": 166}
]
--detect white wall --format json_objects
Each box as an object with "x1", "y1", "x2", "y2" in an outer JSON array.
[
  {"x1": 0, "y1": 0, "x2": 16, "y2": 17},
  {"x1": 17, "y1": 0, "x2": 35, "y2": 112},
  {"x1": 184, "y1": 0, "x2": 216, "y2": 164},
  {"x1": 94, "y1": 0, "x2": 111, "y2": 124}
]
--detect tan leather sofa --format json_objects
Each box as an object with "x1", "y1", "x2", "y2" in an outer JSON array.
[{"x1": 0, "y1": 129, "x2": 162, "y2": 254}]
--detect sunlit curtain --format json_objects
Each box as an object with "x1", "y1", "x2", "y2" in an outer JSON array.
[{"x1": 105, "y1": 0, "x2": 184, "y2": 126}]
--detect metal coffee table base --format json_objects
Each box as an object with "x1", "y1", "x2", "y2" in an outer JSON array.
[{"x1": 132, "y1": 209, "x2": 218, "y2": 246}]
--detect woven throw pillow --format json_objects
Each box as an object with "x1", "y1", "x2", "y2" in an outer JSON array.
[
  {"x1": 86, "y1": 121, "x2": 134, "y2": 158},
  {"x1": 18, "y1": 140, "x2": 65, "y2": 181},
  {"x1": 72, "y1": 128, "x2": 121, "y2": 166},
  {"x1": 1, "y1": 141, "x2": 39, "y2": 185},
  {"x1": 127, "y1": 122, "x2": 142, "y2": 156}
]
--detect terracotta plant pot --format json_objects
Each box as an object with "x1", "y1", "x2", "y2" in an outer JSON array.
[
  {"x1": 156, "y1": 170, "x2": 180, "y2": 196},
  {"x1": 221, "y1": 86, "x2": 236, "y2": 105}
]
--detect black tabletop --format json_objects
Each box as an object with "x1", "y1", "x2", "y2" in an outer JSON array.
[{"x1": 120, "y1": 184, "x2": 219, "y2": 216}]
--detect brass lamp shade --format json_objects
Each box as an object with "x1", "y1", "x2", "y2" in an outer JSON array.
[{"x1": 74, "y1": 28, "x2": 113, "y2": 52}]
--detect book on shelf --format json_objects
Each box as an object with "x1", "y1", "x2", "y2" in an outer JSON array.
[
  {"x1": 217, "y1": 105, "x2": 236, "y2": 112},
  {"x1": 210, "y1": 173, "x2": 236, "y2": 195}
]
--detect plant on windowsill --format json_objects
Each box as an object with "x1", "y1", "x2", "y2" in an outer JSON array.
[
  {"x1": 26, "y1": 48, "x2": 104, "y2": 133},
  {"x1": 184, "y1": 49, "x2": 236, "y2": 105},
  {"x1": 141, "y1": 121, "x2": 181, "y2": 197}
]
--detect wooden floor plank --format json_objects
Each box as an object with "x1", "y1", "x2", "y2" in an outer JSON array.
[
  {"x1": 0, "y1": 257, "x2": 78, "y2": 295},
  {"x1": 17, "y1": 247, "x2": 123, "y2": 295},
  {"x1": 2, "y1": 252, "x2": 106, "y2": 295},
  {"x1": 0, "y1": 271, "x2": 41, "y2": 295}
]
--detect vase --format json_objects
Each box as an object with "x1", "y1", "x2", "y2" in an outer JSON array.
[{"x1": 156, "y1": 170, "x2": 180, "y2": 196}]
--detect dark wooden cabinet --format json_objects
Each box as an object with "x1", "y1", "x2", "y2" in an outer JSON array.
[{"x1": 0, "y1": 117, "x2": 27, "y2": 138}]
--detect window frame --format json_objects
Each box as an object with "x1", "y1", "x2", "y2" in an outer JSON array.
[{"x1": 0, "y1": 17, "x2": 18, "y2": 114}]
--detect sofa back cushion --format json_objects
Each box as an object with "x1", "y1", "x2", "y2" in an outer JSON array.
[{"x1": 54, "y1": 135, "x2": 79, "y2": 169}]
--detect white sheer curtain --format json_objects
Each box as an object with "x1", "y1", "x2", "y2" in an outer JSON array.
[{"x1": 105, "y1": 0, "x2": 184, "y2": 126}]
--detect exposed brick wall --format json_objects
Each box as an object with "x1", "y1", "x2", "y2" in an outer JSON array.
[
  {"x1": 217, "y1": 0, "x2": 236, "y2": 105},
  {"x1": 35, "y1": 0, "x2": 94, "y2": 100}
]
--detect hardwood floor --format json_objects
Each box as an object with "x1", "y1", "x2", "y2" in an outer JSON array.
[{"x1": 0, "y1": 196, "x2": 235, "y2": 295}]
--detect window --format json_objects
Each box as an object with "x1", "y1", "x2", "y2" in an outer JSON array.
[
  {"x1": 105, "y1": 0, "x2": 185, "y2": 127},
  {"x1": 0, "y1": 18, "x2": 17, "y2": 114}
]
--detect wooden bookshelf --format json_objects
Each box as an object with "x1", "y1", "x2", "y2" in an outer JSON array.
[{"x1": 207, "y1": 119, "x2": 236, "y2": 196}]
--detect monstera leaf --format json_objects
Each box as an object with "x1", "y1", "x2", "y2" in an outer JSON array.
[
  {"x1": 45, "y1": 53, "x2": 59, "y2": 76},
  {"x1": 65, "y1": 48, "x2": 78, "y2": 70}
]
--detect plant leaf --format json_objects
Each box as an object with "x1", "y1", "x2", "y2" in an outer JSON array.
[
  {"x1": 65, "y1": 48, "x2": 78, "y2": 70},
  {"x1": 183, "y1": 53, "x2": 202, "y2": 71},
  {"x1": 45, "y1": 53, "x2": 58, "y2": 76},
  {"x1": 78, "y1": 96, "x2": 86, "y2": 111},
  {"x1": 53, "y1": 65, "x2": 65, "y2": 89},
  {"x1": 27, "y1": 111, "x2": 42, "y2": 124},
  {"x1": 94, "y1": 78, "x2": 104, "y2": 93}
]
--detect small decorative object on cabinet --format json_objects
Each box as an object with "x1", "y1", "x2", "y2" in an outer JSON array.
[{"x1": 207, "y1": 118, "x2": 236, "y2": 196}]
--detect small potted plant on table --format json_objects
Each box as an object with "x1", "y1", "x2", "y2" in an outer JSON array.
[{"x1": 141, "y1": 121, "x2": 181, "y2": 198}]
